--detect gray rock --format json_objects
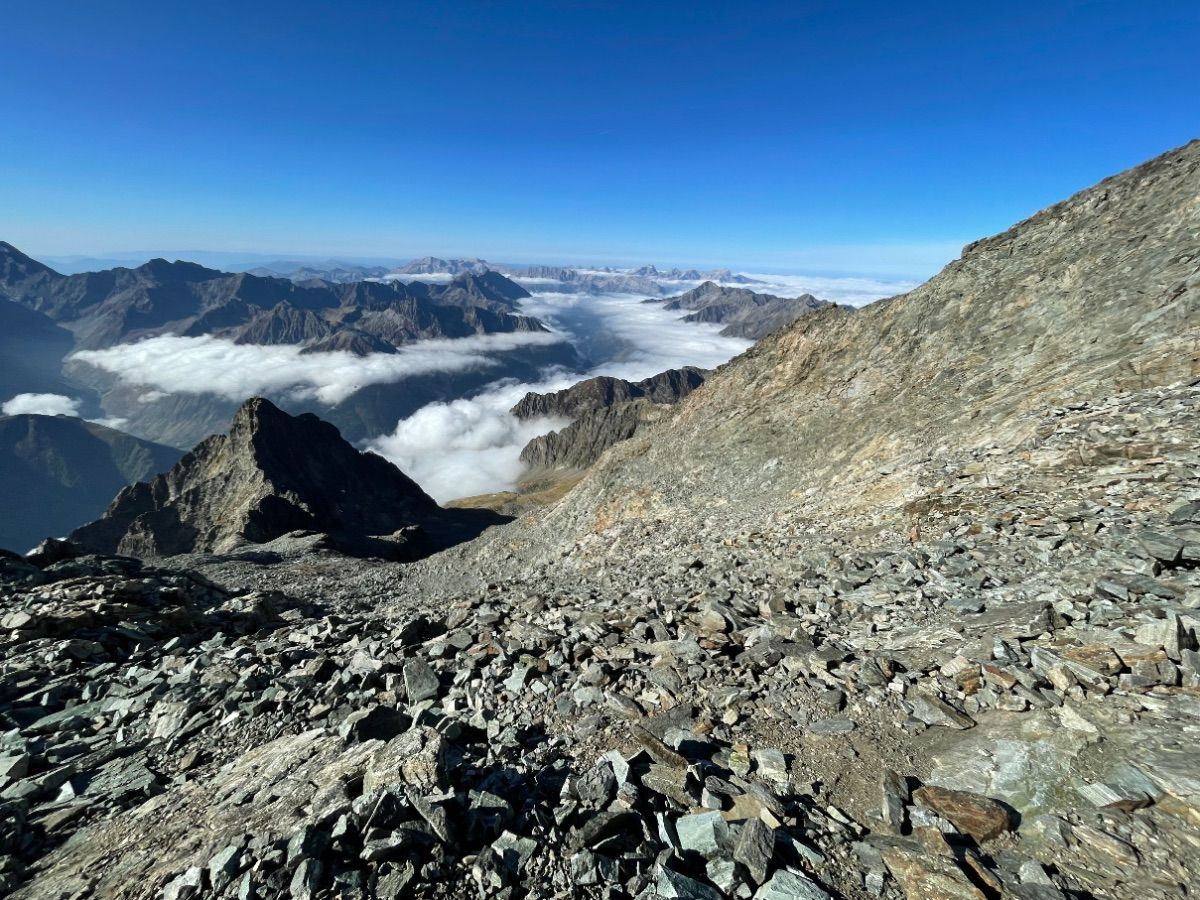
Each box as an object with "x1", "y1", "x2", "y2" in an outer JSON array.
[
  {"x1": 403, "y1": 658, "x2": 440, "y2": 703},
  {"x1": 752, "y1": 869, "x2": 832, "y2": 900}
]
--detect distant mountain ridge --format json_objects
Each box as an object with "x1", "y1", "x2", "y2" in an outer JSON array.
[
  {"x1": 243, "y1": 262, "x2": 391, "y2": 283},
  {"x1": 0, "y1": 243, "x2": 542, "y2": 353},
  {"x1": 379, "y1": 257, "x2": 768, "y2": 296},
  {"x1": 652, "y1": 281, "x2": 832, "y2": 339}
]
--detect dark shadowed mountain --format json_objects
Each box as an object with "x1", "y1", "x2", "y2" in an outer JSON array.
[
  {"x1": 0, "y1": 414, "x2": 182, "y2": 552},
  {"x1": 651, "y1": 281, "x2": 832, "y2": 339},
  {"x1": 70, "y1": 398, "x2": 452, "y2": 559},
  {"x1": 0, "y1": 298, "x2": 80, "y2": 401}
]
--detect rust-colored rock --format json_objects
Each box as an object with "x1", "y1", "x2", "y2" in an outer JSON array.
[{"x1": 913, "y1": 785, "x2": 1014, "y2": 842}]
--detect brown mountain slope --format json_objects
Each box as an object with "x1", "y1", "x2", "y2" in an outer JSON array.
[{"x1": 520, "y1": 140, "x2": 1199, "y2": 554}]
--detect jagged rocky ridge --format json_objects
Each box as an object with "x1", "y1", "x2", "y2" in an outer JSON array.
[
  {"x1": 0, "y1": 415, "x2": 182, "y2": 552},
  {"x1": 512, "y1": 368, "x2": 708, "y2": 473},
  {"x1": 0, "y1": 142, "x2": 1198, "y2": 900},
  {"x1": 650, "y1": 282, "x2": 832, "y2": 340},
  {"x1": 0, "y1": 245, "x2": 542, "y2": 353},
  {"x1": 68, "y1": 398, "x2": 444, "y2": 559}
]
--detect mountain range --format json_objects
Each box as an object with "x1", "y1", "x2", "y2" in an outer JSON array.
[
  {"x1": 650, "y1": 281, "x2": 832, "y2": 339},
  {"x1": 0, "y1": 244, "x2": 542, "y2": 352},
  {"x1": 0, "y1": 245, "x2": 580, "y2": 448}
]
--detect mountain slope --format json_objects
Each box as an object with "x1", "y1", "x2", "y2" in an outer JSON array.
[
  {"x1": 531, "y1": 140, "x2": 1199, "y2": 555},
  {"x1": 0, "y1": 298, "x2": 79, "y2": 401},
  {"x1": 0, "y1": 414, "x2": 182, "y2": 552},
  {"x1": 70, "y1": 398, "x2": 442, "y2": 558}
]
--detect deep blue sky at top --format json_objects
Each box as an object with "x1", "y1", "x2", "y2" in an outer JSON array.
[{"x1": 1, "y1": 1, "x2": 1196, "y2": 277}]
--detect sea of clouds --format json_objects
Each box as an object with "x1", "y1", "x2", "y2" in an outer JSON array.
[
  {"x1": 72, "y1": 331, "x2": 567, "y2": 405},
  {"x1": 58, "y1": 270, "x2": 913, "y2": 501}
]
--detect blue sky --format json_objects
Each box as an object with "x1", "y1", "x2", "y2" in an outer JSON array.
[{"x1": 1, "y1": 1, "x2": 1195, "y2": 277}]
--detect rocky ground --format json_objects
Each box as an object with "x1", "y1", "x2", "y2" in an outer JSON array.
[
  {"x1": 3, "y1": 378, "x2": 1199, "y2": 899},
  {"x1": 2, "y1": 143, "x2": 1197, "y2": 899}
]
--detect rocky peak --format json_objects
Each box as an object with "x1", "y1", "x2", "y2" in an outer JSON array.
[
  {"x1": 0, "y1": 241, "x2": 60, "y2": 285},
  {"x1": 132, "y1": 258, "x2": 223, "y2": 283},
  {"x1": 512, "y1": 367, "x2": 709, "y2": 474},
  {"x1": 70, "y1": 397, "x2": 441, "y2": 558},
  {"x1": 511, "y1": 366, "x2": 708, "y2": 421}
]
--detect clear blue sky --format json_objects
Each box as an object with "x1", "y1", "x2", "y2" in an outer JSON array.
[{"x1": 1, "y1": 1, "x2": 1196, "y2": 277}]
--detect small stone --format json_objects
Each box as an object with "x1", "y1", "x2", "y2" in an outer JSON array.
[
  {"x1": 752, "y1": 748, "x2": 789, "y2": 785},
  {"x1": 163, "y1": 867, "x2": 206, "y2": 900},
  {"x1": 880, "y1": 769, "x2": 908, "y2": 834},
  {"x1": 491, "y1": 830, "x2": 538, "y2": 875},
  {"x1": 675, "y1": 811, "x2": 729, "y2": 860},
  {"x1": 881, "y1": 846, "x2": 984, "y2": 900},
  {"x1": 728, "y1": 745, "x2": 752, "y2": 777},
  {"x1": 208, "y1": 845, "x2": 243, "y2": 893},
  {"x1": 1137, "y1": 530, "x2": 1184, "y2": 564},
  {"x1": 707, "y1": 857, "x2": 738, "y2": 895},
  {"x1": 403, "y1": 659, "x2": 440, "y2": 703},
  {"x1": 733, "y1": 815, "x2": 775, "y2": 884},
  {"x1": 655, "y1": 865, "x2": 724, "y2": 900},
  {"x1": 817, "y1": 689, "x2": 845, "y2": 711},
  {"x1": 289, "y1": 858, "x2": 322, "y2": 900},
  {"x1": 909, "y1": 695, "x2": 975, "y2": 729}
]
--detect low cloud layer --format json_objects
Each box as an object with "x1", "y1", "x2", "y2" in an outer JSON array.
[
  {"x1": 733, "y1": 272, "x2": 917, "y2": 307},
  {"x1": 2, "y1": 393, "x2": 83, "y2": 417},
  {"x1": 368, "y1": 292, "x2": 755, "y2": 500},
  {"x1": 368, "y1": 376, "x2": 576, "y2": 501},
  {"x1": 72, "y1": 331, "x2": 567, "y2": 406},
  {"x1": 520, "y1": 291, "x2": 754, "y2": 380}
]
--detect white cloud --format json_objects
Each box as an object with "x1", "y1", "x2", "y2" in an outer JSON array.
[
  {"x1": 2, "y1": 393, "x2": 82, "y2": 417},
  {"x1": 71, "y1": 331, "x2": 567, "y2": 406},
  {"x1": 368, "y1": 376, "x2": 576, "y2": 502},
  {"x1": 519, "y1": 291, "x2": 754, "y2": 381},
  {"x1": 729, "y1": 272, "x2": 916, "y2": 307},
  {"x1": 90, "y1": 417, "x2": 130, "y2": 431}
]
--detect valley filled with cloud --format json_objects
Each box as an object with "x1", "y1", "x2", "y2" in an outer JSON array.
[{"x1": 45, "y1": 272, "x2": 911, "y2": 500}]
